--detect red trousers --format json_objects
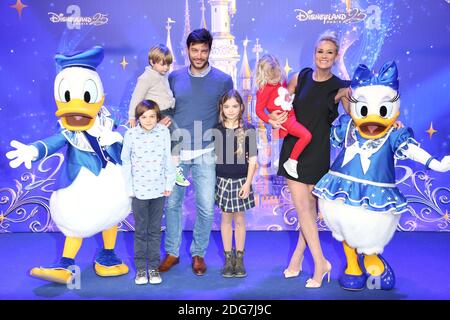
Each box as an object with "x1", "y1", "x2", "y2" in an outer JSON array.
[{"x1": 280, "y1": 115, "x2": 312, "y2": 160}]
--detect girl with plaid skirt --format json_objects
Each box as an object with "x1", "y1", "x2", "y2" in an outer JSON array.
[{"x1": 214, "y1": 90, "x2": 258, "y2": 277}]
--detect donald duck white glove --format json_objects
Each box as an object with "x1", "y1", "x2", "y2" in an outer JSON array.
[
  {"x1": 98, "y1": 131, "x2": 123, "y2": 146},
  {"x1": 6, "y1": 140, "x2": 39, "y2": 169}
]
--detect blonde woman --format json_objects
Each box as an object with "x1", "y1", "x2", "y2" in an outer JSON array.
[{"x1": 273, "y1": 30, "x2": 350, "y2": 288}]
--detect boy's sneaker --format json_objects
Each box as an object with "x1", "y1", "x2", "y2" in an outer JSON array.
[
  {"x1": 175, "y1": 167, "x2": 190, "y2": 187},
  {"x1": 148, "y1": 269, "x2": 162, "y2": 284},
  {"x1": 135, "y1": 269, "x2": 147, "y2": 285}
]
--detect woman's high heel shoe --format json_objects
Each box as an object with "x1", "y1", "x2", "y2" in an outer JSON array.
[
  {"x1": 283, "y1": 257, "x2": 303, "y2": 278},
  {"x1": 283, "y1": 268, "x2": 301, "y2": 278},
  {"x1": 305, "y1": 260, "x2": 332, "y2": 288}
]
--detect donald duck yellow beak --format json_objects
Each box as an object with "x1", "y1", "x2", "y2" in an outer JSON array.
[{"x1": 55, "y1": 97, "x2": 104, "y2": 131}]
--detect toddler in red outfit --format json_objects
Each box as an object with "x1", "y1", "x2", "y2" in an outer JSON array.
[{"x1": 255, "y1": 54, "x2": 312, "y2": 178}]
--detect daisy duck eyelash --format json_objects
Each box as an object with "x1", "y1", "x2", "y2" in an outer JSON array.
[
  {"x1": 388, "y1": 93, "x2": 400, "y2": 102},
  {"x1": 347, "y1": 92, "x2": 400, "y2": 104},
  {"x1": 347, "y1": 94, "x2": 359, "y2": 103}
]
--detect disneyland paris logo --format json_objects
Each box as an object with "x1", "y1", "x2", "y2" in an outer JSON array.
[
  {"x1": 295, "y1": 8, "x2": 367, "y2": 24},
  {"x1": 48, "y1": 5, "x2": 108, "y2": 29},
  {"x1": 294, "y1": 4, "x2": 383, "y2": 30}
]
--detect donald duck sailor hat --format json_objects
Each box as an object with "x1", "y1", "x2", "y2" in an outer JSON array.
[{"x1": 55, "y1": 46, "x2": 104, "y2": 71}]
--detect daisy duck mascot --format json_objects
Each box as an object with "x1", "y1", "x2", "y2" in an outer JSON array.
[
  {"x1": 6, "y1": 46, "x2": 131, "y2": 284},
  {"x1": 313, "y1": 61, "x2": 450, "y2": 290}
]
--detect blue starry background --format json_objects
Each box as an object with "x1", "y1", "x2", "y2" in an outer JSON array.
[{"x1": 0, "y1": 0, "x2": 449, "y2": 232}]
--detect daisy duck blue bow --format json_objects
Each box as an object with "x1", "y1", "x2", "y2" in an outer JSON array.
[{"x1": 351, "y1": 60, "x2": 399, "y2": 91}]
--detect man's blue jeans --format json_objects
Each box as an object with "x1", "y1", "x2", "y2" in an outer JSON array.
[{"x1": 164, "y1": 150, "x2": 216, "y2": 258}]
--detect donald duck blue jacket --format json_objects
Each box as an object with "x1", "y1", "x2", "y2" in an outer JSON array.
[{"x1": 32, "y1": 110, "x2": 122, "y2": 192}]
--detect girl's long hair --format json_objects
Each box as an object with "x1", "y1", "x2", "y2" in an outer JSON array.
[{"x1": 218, "y1": 89, "x2": 247, "y2": 156}]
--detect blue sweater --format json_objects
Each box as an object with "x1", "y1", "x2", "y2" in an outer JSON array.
[{"x1": 169, "y1": 66, "x2": 233, "y2": 150}]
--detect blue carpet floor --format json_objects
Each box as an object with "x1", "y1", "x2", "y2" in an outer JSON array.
[{"x1": 0, "y1": 231, "x2": 449, "y2": 300}]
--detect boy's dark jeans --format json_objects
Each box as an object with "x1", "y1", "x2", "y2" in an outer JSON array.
[{"x1": 132, "y1": 196, "x2": 165, "y2": 270}]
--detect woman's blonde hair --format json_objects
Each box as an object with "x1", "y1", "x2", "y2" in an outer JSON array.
[
  {"x1": 315, "y1": 30, "x2": 340, "y2": 53},
  {"x1": 254, "y1": 54, "x2": 285, "y2": 90},
  {"x1": 218, "y1": 89, "x2": 247, "y2": 156}
]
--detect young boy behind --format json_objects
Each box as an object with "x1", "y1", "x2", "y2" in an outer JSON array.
[{"x1": 128, "y1": 44, "x2": 189, "y2": 187}]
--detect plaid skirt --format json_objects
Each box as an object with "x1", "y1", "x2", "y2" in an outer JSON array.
[{"x1": 215, "y1": 176, "x2": 255, "y2": 213}]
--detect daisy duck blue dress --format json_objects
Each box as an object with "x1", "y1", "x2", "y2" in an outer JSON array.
[
  {"x1": 311, "y1": 60, "x2": 450, "y2": 291},
  {"x1": 312, "y1": 114, "x2": 419, "y2": 214}
]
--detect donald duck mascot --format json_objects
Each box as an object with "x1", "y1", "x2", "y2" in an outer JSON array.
[
  {"x1": 6, "y1": 46, "x2": 131, "y2": 284},
  {"x1": 313, "y1": 61, "x2": 450, "y2": 290}
]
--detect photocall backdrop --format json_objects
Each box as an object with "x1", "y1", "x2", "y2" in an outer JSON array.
[{"x1": 1, "y1": 0, "x2": 449, "y2": 233}]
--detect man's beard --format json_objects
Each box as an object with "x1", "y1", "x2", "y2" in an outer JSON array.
[{"x1": 189, "y1": 58, "x2": 209, "y2": 70}]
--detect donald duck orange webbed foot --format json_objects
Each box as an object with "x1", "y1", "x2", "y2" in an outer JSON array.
[{"x1": 94, "y1": 226, "x2": 129, "y2": 277}]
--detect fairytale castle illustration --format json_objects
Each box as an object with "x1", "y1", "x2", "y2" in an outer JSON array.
[{"x1": 165, "y1": 0, "x2": 286, "y2": 207}]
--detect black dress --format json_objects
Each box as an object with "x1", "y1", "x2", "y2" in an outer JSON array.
[{"x1": 278, "y1": 68, "x2": 349, "y2": 184}]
